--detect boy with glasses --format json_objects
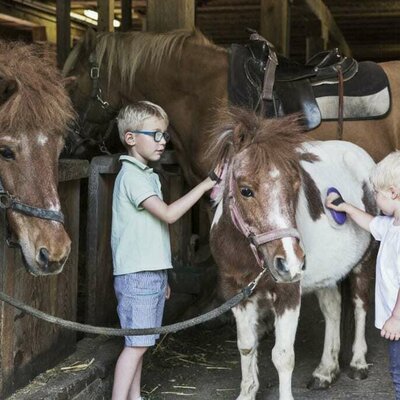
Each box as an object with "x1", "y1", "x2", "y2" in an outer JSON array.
[{"x1": 111, "y1": 101, "x2": 219, "y2": 400}]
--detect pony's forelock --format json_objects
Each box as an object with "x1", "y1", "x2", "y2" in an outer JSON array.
[{"x1": 0, "y1": 41, "x2": 75, "y2": 136}]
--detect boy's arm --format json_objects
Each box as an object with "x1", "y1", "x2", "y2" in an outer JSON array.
[
  {"x1": 141, "y1": 177, "x2": 216, "y2": 224},
  {"x1": 326, "y1": 193, "x2": 374, "y2": 232},
  {"x1": 381, "y1": 288, "x2": 400, "y2": 341}
]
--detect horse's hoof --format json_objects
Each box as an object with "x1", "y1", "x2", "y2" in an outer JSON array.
[
  {"x1": 307, "y1": 377, "x2": 332, "y2": 390},
  {"x1": 348, "y1": 367, "x2": 368, "y2": 380}
]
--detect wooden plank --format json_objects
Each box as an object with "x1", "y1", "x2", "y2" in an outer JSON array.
[
  {"x1": 56, "y1": 0, "x2": 70, "y2": 68},
  {"x1": 305, "y1": 19, "x2": 328, "y2": 61},
  {"x1": 260, "y1": 0, "x2": 290, "y2": 56},
  {"x1": 147, "y1": 0, "x2": 194, "y2": 32},
  {"x1": 97, "y1": 0, "x2": 115, "y2": 32},
  {"x1": 302, "y1": 0, "x2": 352, "y2": 56}
]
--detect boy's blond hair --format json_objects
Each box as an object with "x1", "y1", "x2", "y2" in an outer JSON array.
[
  {"x1": 117, "y1": 101, "x2": 169, "y2": 146},
  {"x1": 370, "y1": 150, "x2": 400, "y2": 191}
]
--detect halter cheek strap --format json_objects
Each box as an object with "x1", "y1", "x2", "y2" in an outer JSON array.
[
  {"x1": 0, "y1": 178, "x2": 65, "y2": 224},
  {"x1": 227, "y1": 167, "x2": 300, "y2": 270}
]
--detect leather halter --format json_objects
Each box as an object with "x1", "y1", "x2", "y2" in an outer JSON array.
[
  {"x1": 0, "y1": 178, "x2": 64, "y2": 224},
  {"x1": 227, "y1": 167, "x2": 300, "y2": 270}
]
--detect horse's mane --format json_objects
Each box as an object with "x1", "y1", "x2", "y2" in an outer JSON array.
[
  {"x1": 95, "y1": 29, "x2": 224, "y2": 90},
  {"x1": 0, "y1": 41, "x2": 74, "y2": 136},
  {"x1": 205, "y1": 107, "x2": 308, "y2": 172}
]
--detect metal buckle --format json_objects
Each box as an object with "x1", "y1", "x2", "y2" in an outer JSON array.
[
  {"x1": 90, "y1": 66, "x2": 100, "y2": 79},
  {"x1": 0, "y1": 193, "x2": 12, "y2": 209}
]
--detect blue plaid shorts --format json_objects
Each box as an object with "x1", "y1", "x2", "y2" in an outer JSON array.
[{"x1": 114, "y1": 270, "x2": 168, "y2": 347}]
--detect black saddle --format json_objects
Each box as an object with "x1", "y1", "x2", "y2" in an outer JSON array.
[{"x1": 228, "y1": 34, "x2": 362, "y2": 130}]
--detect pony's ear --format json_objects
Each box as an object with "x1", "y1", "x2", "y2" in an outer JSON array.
[
  {"x1": 84, "y1": 28, "x2": 97, "y2": 52},
  {"x1": 232, "y1": 123, "x2": 246, "y2": 151},
  {"x1": 0, "y1": 77, "x2": 17, "y2": 106}
]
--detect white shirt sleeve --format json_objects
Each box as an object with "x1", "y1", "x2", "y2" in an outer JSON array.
[{"x1": 369, "y1": 216, "x2": 393, "y2": 241}]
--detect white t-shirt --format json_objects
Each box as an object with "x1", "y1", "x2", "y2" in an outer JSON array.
[
  {"x1": 369, "y1": 216, "x2": 400, "y2": 329},
  {"x1": 111, "y1": 155, "x2": 172, "y2": 275}
]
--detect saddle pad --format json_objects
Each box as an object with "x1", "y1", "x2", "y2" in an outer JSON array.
[{"x1": 313, "y1": 61, "x2": 391, "y2": 120}]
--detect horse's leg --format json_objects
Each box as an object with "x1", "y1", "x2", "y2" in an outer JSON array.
[
  {"x1": 348, "y1": 257, "x2": 374, "y2": 380},
  {"x1": 272, "y1": 303, "x2": 301, "y2": 400},
  {"x1": 308, "y1": 286, "x2": 341, "y2": 389},
  {"x1": 232, "y1": 298, "x2": 260, "y2": 400}
]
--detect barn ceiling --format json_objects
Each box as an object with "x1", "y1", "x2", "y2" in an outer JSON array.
[{"x1": 0, "y1": 0, "x2": 398, "y2": 62}]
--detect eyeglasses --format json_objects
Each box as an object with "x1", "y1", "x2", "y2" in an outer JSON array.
[{"x1": 131, "y1": 130, "x2": 170, "y2": 143}]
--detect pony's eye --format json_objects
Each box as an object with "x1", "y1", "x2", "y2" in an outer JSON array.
[
  {"x1": 0, "y1": 147, "x2": 15, "y2": 160},
  {"x1": 240, "y1": 187, "x2": 254, "y2": 197}
]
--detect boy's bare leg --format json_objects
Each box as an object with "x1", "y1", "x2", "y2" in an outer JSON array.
[
  {"x1": 128, "y1": 356, "x2": 144, "y2": 400},
  {"x1": 112, "y1": 346, "x2": 148, "y2": 400}
]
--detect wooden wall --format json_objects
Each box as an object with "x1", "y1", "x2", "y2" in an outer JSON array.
[{"x1": 0, "y1": 159, "x2": 88, "y2": 397}]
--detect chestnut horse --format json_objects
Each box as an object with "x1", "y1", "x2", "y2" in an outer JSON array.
[
  {"x1": 208, "y1": 107, "x2": 377, "y2": 400},
  {"x1": 0, "y1": 41, "x2": 74, "y2": 275},
  {"x1": 63, "y1": 28, "x2": 400, "y2": 182}
]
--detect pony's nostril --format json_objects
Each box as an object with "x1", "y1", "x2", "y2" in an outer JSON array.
[
  {"x1": 38, "y1": 247, "x2": 49, "y2": 265},
  {"x1": 302, "y1": 262, "x2": 306, "y2": 271},
  {"x1": 275, "y1": 257, "x2": 288, "y2": 273}
]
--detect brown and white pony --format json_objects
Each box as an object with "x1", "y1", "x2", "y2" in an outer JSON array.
[
  {"x1": 208, "y1": 108, "x2": 377, "y2": 400},
  {"x1": 0, "y1": 41, "x2": 74, "y2": 275},
  {"x1": 63, "y1": 28, "x2": 400, "y2": 176}
]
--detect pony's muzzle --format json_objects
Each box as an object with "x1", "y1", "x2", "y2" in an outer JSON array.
[
  {"x1": 273, "y1": 254, "x2": 305, "y2": 282},
  {"x1": 35, "y1": 242, "x2": 71, "y2": 275}
]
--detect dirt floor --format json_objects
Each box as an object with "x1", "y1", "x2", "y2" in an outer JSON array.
[{"x1": 140, "y1": 294, "x2": 395, "y2": 400}]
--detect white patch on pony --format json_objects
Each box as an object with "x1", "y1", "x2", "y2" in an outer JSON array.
[
  {"x1": 269, "y1": 167, "x2": 280, "y2": 179},
  {"x1": 211, "y1": 200, "x2": 223, "y2": 228},
  {"x1": 350, "y1": 295, "x2": 368, "y2": 370},
  {"x1": 273, "y1": 305, "x2": 300, "y2": 400},
  {"x1": 36, "y1": 133, "x2": 49, "y2": 146},
  {"x1": 232, "y1": 297, "x2": 260, "y2": 399}
]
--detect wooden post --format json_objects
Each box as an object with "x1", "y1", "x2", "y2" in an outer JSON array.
[
  {"x1": 147, "y1": 0, "x2": 194, "y2": 32},
  {"x1": 121, "y1": 0, "x2": 132, "y2": 31},
  {"x1": 97, "y1": 0, "x2": 115, "y2": 33},
  {"x1": 56, "y1": 0, "x2": 70, "y2": 68},
  {"x1": 260, "y1": 0, "x2": 290, "y2": 56},
  {"x1": 306, "y1": 20, "x2": 328, "y2": 61}
]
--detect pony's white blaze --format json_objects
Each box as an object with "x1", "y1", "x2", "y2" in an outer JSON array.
[
  {"x1": 269, "y1": 166, "x2": 280, "y2": 179},
  {"x1": 37, "y1": 132, "x2": 48, "y2": 146}
]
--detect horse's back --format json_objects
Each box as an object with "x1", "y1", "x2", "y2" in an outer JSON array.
[{"x1": 298, "y1": 140, "x2": 375, "y2": 290}]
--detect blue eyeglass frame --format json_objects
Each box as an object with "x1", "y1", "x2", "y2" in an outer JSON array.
[{"x1": 131, "y1": 130, "x2": 170, "y2": 143}]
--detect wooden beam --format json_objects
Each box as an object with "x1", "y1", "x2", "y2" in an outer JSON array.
[
  {"x1": 120, "y1": 0, "x2": 132, "y2": 31},
  {"x1": 302, "y1": 0, "x2": 351, "y2": 56},
  {"x1": 147, "y1": 0, "x2": 194, "y2": 32},
  {"x1": 56, "y1": 0, "x2": 70, "y2": 68},
  {"x1": 260, "y1": 0, "x2": 290, "y2": 56},
  {"x1": 97, "y1": 0, "x2": 115, "y2": 32}
]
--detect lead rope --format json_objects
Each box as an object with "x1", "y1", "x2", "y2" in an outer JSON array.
[{"x1": 0, "y1": 268, "x2": 266, "y2": 336}]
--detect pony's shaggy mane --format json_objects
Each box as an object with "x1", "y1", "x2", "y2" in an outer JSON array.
[
  {"x1": 0, "y1": 41, "x2": 74, "y2": 136},
  {"x1": 205, "y1": 107, "x2": 308, "y2": 172},
  {"x1": 95, "y1": 29, "x2": 225, "y2": 90}
]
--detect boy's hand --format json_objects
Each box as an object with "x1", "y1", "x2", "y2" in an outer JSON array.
[
  {"x1": 325, "y1": 193, "x2": 348, "y2": 213},
  {"x1": 381, "y1": 316, "x2": 400, "y2": 340},
  {"x1": 166, "y1": 284, "x2": 171, "y2": 299}
]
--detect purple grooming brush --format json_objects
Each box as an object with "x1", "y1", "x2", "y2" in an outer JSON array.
[{"x1": 327, "y1": 187, "x2": 347, "y2": 225}]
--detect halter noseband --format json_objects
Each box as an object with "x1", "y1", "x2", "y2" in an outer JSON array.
[
  {"x1": 227, "y1": 167, "x2": 300, "y2": 270},
  {"x1": 0, "y1": 178, "x2": 65, "y2": 224}
]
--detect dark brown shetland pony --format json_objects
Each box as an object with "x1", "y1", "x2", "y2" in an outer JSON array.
[
  {"x1": 63, "y1": 28, "x2": 400, "y2": 181},
  {"x1": 207, "y1": 107, "x2": 377, "y2": 400},
  {"x1": 0, "y1": 41, "x2": 74, "y2": 275}
]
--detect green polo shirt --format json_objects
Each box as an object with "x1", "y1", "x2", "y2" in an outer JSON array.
[{"x1": 111, "y1": 155, "x2": 172, "y2": 275}]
